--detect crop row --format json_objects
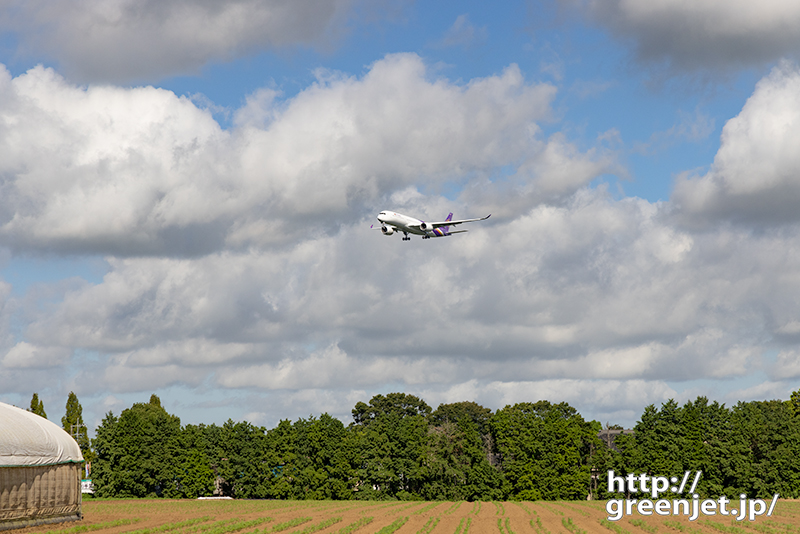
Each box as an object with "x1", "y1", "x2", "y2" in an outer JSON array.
[{"x1": 32, "y1": 499, "x2": 800, "y2": 534}]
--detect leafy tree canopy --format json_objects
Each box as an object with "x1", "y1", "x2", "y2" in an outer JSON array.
[
  {"x1": 352, "y1": 392, "x2": 431, "y2": 426},
  {"x1": 431, "y1": 401, "x2": 492, "y2": 433},
  {"x1": 789, "y1": 388, "x2": 800, "y2": 416},
  {"x1": 92, "y1": 394, "x2": 183, "y2": 498}
]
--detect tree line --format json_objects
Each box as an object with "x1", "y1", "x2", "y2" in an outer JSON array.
[
  {"x1": 26, "y1": 390, "x2": 800, "y2": 500},
  {"x1": 597, "y1": 395, "x2": 800, "y2": 500}
]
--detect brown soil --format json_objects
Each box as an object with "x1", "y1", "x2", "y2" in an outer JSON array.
[{"x1": 12, "y1": 497, "x2": 798, "y2": 534}]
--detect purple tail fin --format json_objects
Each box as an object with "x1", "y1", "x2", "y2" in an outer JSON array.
[{"x1": 442, "y1": 212, "x2": 453, "y2": 234}]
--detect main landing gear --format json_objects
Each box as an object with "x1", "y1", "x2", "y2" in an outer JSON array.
[{"x1": 402, "y1": 232, "x2": 410, "y2": 241}]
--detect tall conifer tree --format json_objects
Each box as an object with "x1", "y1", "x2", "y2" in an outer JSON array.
[
  {"x1": 28, "y1": 393, "x2": 47, "y2": 418},
  {"x1": 62, "y1": 391, "x2": 91, "y2": 456}
]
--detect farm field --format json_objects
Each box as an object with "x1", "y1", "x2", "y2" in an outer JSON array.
[{"x1": 16, "y1": 498, "x2": 800, "y2": 534}]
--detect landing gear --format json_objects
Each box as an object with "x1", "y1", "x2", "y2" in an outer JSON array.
[{"x1": 402, "y1": 232, "x2": 410, "y2": 241}]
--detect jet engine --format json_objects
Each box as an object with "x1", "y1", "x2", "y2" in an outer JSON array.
[
  {"x1": 381, "y1": 226, "x2": 394, "y2": 236},
  {"x1": 419, "y1": 221, "x2": 430, "y2": 230}
]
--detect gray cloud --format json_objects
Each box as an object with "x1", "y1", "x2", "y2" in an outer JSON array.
[
  {"x1": 12, "y1": 188, "x2": 797, "y2": 398},
  {"x1": 0, "y1": 0, "x2": 361, "y2": 83},
  {"x1": 568, "y1": 0, "x2": 800, "y2": 72}
]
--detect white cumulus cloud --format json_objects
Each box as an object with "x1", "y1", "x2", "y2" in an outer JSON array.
[
  {"x1": 0, "y1": 54, "x2": 574, "y2": 255},
  {"x1": 674, "y1": 61, "x2": 800, "y2": 225}
]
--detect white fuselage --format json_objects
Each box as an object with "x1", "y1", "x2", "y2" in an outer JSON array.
[{"x1": 377, "y1": 211, "x2": 429, "y2": 236}]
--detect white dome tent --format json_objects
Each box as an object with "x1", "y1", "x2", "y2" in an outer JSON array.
[{"x1": 0, "y1": 401, "x2": 83, "y2": 530}]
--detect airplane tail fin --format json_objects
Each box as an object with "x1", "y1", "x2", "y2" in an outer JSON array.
[{"x1": 442, "y1": 212, "x2": 453, "y2": 234}]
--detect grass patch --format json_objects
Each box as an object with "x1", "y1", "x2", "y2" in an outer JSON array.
[
  {"x1": 126, "y1": 517, "x2": 217, "y2": 534},
  {"x1": 414, "y1": 517, "x2": 439, "y2": 534},
  {"x1": 374, "y1": 517, "x2": 408, "y2": 534},
  {"x1": 512, "y1": 502, "x2": 533, "y2": 515},
  {"x1": 600, "y1": 518, "x2": 631, "y2": 534},
  {"x1": 445, "y1": 502, "x2": 462, "y2": 515},
  {"x1": 335, "y1": 516, "x2": 373, "y2": 534},
  {"x1": 192, "y1": 518, "x2": 272, "y2": 534},
  {"x1": 267, "y1": 518, "x2": 312, "y2": 533},
  {"x1": 561, "y1": 517, "x2": 587, "y2": 534},
  {"x1": 530, "y1": 516, "x2": 550, "y2": 534},
  {"x1": 538, "y1": 503, "x2": 564, "y2": 516},
  {"x1": 179, "y1": 519, "x2": 237, "y2": 534},
  {"x1": 702, "y1": 520, "x2": 748, "y2": 533},
  {"x1": 454, "y1": 517, "x2": 472, "y2": 534},
  {"x1": 630, "y1": 518, "x2": 659, "y2": 533},
  {"x1": 41, "y1": 519, "x2": 140, "y2": 534},
  {"x1": 496, "y1": 517, "x2": 515, "y2": 534},
  {"x1": 411, "y1": 502, "x2": 441, "y2": 516},
  {"x1": 662, "y1": 520, "x2": 685, "y2": 532},
  {"x1": 553, "y1": 502, "x2": 591, "y2": 517},
  {"x1": 288, "y1": 517, "x2": 342, "y2": 534}
]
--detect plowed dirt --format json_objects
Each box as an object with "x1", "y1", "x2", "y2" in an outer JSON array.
[{"x1": 14, "y1": 497, "x2": 800, "y2": 534}]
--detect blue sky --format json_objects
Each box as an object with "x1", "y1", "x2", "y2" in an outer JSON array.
[{"x1": 1, "y1": 0, "x2": 800, "y2": 432}]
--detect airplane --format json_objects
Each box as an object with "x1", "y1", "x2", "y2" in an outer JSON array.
[{"x1": 371, "y1": 210, "x2": 491, "y2": 240}]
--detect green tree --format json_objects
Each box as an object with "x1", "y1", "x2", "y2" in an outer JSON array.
[
  {"x1": 289, "y1": 414, "x2": 354, "y2": 499},
  {"x1": 431, "y1": 401, "x2": 493, "y2": 434},
  {"x1": 630, "y1": 400, "x2": 684, "y2": 479},
  {"x1": 680, "y1": 397, "x2": 732, "y2": 497},
  {"x1": 615, "y1": 397, "x2": 734, "y2": 498},
  {"x1": 351, "y1": 393, "x2": 431, "y2": 500},
  {"x1": 28, "y1": 393, "x2": 47, "y2": 418},
  {"x1": 788, "y1": 388, "x2": 800, "y2": 415},
  {"x1": 91, "y1": 411, "x2": 121, "y2": 496},
  {"x1": 352, "y1": 392, "x2": 431, "y2": 426},
  {"x1": 490, "y1": 401, "x2": 599, "y2": 500},
  {"x1": 262, "y1": 419, "x2": 299, "y2": 499},
  {"x1": 208, "y1": 419, "x2": 270, "y2": 499},
  {"x1": 420, "y1": 417, "x2": 506, "y2": 500},
  {"x1": 62, "y1": 391, "x2": 91, "y2": 459},
  {"x1": 587, "y1": 432, "x2": 622, "y2": 500},
  {"x1": 727, "y1": 400, "x2": 800, "y2": 498},
  {"x1": 91, "y1": 394, "x2": 182, "y2": 497},
  {"x1": 175, "y1": 424, "x2": 216, "y2": 498}
]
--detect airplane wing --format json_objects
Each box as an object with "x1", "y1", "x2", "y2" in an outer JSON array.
[{"x1": 427, "y1": 214, "x2": 491, "y2": 228}]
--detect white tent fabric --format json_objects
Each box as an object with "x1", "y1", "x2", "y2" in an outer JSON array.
[{"x1": 0, "y1": 402, "x2": 83, "y2": 467}]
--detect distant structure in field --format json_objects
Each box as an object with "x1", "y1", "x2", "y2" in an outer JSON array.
[
  {"x1": 0, "y1": 402, "x2": 84, "y2": 530},
  {"x1": 598, "y1": 428, "x2": 635, "y2": 453}
]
